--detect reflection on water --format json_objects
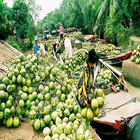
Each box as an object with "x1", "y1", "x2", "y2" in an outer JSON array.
[{"x1": 126, "y1": 81, "x2": 140, "y2": 102}]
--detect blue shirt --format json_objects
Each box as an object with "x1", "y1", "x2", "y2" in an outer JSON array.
[{"x1": 34, "y1": 43, "x2": 39, "y2": 54}]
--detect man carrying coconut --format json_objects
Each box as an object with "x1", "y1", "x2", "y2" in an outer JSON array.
[
  {"x1": 76, "y1": 49, "x2": 99, "y2": 108},
  {"x1": 63, "y1": 33, "x2": 72, "y2": 59},
  {"x1": 40, "y1": 39, "x2": 46, "y2": 57}
]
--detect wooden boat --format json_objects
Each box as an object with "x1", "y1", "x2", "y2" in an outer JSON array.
[
  {"x1": 104, "y1": 51, "x2": 132, "y2": 65},
  {"x1": 91, "y1": 59, "x2": 140, "y2": 138},
  {"x1": 90, "y1": 42, "x2": 132, "y2": 65}
]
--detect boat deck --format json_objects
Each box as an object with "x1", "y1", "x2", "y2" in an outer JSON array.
[{"x1": 95, "y1": 91, "x2": 140, "y2": 125}]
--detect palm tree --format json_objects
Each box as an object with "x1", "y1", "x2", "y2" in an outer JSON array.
[
  {"x1": 79, "y1": 0, "x2": 103, "y2": 34},
  {"x1": 96, "y1": 0, "x2": 121, "y2": 23},
  {"x1": 93, "y1": 0, "x2": 122, "y2": 37}
]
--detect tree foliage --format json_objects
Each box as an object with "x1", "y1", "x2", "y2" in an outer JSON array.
[
  {"x1": 0, "y1": 4, "x2": 13, "y2": 40},
  {"x1": 123, "y1": 0, "x2": 140, "y2": 36},
  {"x1": 12, "y1": 0, "x2": 30, "y2": 39},
  {"x1": 11, "y1": 0, "x2": 41, "y2": 47},
  {"x1": 104, "y1": 11, "x2": 132, "y2": 45},
  {"x1": 27, "y1": 0, "x2": 42, "y2": 21},
  {"x1": 1, "y1": 0, "x2": 140, "y2": 48}
]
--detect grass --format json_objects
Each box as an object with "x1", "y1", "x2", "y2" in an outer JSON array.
[
  {"x1": 24, "y1": 48, "x2": 34, "y2": 55},
  {"x1": 6, "y1": 36, "x2": 24, "y2": 52},
  {"x1": 5, "y1": 36, "x2": 35, "y2": 54}
]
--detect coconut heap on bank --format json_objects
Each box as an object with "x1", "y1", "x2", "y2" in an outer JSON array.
[{"x1": 0, "y1": 49, "x2": 105, "y2": 140}]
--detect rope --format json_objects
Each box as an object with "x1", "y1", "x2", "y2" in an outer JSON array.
[{"x1": 99, "y1": 97, "x2": 135, "y2": 118}]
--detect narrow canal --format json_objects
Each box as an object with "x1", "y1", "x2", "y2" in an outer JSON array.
[
  {"x1": 113, "y1": 65, "x2": 140, "y2": 100},
  {"x1": 126, "y1": 81, "x2": 140, "y2": 101}
]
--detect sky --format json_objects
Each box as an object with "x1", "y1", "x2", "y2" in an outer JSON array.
[{"x1": 3, "y1": 0, "x2": 62, "y2": 20}]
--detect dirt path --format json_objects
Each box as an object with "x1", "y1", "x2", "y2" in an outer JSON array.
[
  {"x1": 0, "y1": 119, "x2": 44, "y2": 140},
  {"x1": 0, "y1": 119, "x2": 101, "y2": 140}
]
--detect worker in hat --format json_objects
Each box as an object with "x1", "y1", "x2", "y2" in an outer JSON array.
[
  {"x1": 76, "y1": 49, "x2": 99, "y2": 108},
  {"x1": 59, "y1": 23, "x2": 64, "y2": 41},
  {"x1": 63, "y1": 33, "x2": 72, "y2": 59},
  {"x1": 34, "y1": 38, "x2": 39, "y2": 54}
]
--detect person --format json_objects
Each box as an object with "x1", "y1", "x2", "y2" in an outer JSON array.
[
  {"x1": 52, "y1": 41, "x2": 59, "y2": 61},
  {"x1": 40, "y1": 39, "x2": 46, "y2": 56},
  {"x1": 76, "y1": 49, "x2": 99, "y2": 108},
  {"x1": 45, "y1": 35, "x2": 49, "y2": 41},
  {"x1": 34, "y1": 38, "x2": 39, "y2": 54},
  {"x1": 63, "y1": 33, "x2": 72, "y2": 59},
  {"x1": 67, "y1": 31, "x2": 70, "y2": 37},
  {"x1": 59, "y1": 24, "x2": 64, "y2": 40}
]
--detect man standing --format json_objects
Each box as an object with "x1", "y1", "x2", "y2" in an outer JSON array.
[
  {"x1": 40, "y1": 39, "x2": 46, "y2": 56},
  {"x1": 63, "y1": 33, "x2": 72, "y2": 59},
  {"x1": 59, "y1": 23, "x2": 64, "y2": 41},
  {"x1": 34, "y1": 38, "x2": 39, "y2": 54}
]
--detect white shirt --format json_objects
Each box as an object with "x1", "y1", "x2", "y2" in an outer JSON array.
[
  {"x1": 40, "y1": 43, "x2": 45, "y2": 56},
  {"x1": 64, "y1": 37, "x2": 72, "y2": 58}
]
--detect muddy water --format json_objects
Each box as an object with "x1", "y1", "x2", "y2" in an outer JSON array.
[
  {"x1": 113, "y1": 65, "x2": 140, "y2": 101},
  {"x1": 113, "y1": 65, "x2": 122, "y2": 73},
  {"x1": 113, "y1": 66, "x2": 140, "y2": 103},
  {"x1": 126, "y1": 81, "x2": 140, "y2": 101}
]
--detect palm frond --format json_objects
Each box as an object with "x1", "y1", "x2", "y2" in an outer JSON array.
[
  {"x1": 96, "y1": 0, "x2": 110, "y2": 24},
  {"x1": 113, "y1": 0, "x2": 121, "y2": 10}
]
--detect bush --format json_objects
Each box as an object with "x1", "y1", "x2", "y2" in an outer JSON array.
[
  {"x1": 0, "y1": 4, "x2": 13, "y2": 40},
  {"x1": 6, "y1": 36, "x2": 24, "y2": 52},
  {"x1": 104, "y1": 11, "x2": 134, "y2": 46}
]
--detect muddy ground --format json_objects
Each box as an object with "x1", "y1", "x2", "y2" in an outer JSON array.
[
  {"x1": 0, "y1": 119, "x2": 44, "y2": 140},
  {"x1": 0, "y1": 119, "x2": 101, "y2": 140}
]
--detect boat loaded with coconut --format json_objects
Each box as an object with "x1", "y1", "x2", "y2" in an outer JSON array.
[{"x1": 91, "y1": 59, "x2": 140, "y2": 138}]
